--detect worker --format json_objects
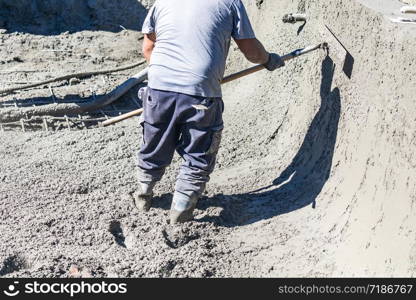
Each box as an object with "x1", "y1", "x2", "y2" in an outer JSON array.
[{"x1": 135, "y1": 0, "x2": 284, "y2": 224}]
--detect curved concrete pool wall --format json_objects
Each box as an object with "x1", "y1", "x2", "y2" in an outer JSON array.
[{"x1": 221, "y1": 0, "x2": 416, "y2": 276}]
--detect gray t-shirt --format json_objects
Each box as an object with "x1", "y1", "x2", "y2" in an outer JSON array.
[{"x1": 142, "y1": 0, "x2": 255, "y2": 98}]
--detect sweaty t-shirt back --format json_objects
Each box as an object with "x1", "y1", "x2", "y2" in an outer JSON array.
[{"x1": 142, "y1": 0, "x2": 255, "y2": 98}]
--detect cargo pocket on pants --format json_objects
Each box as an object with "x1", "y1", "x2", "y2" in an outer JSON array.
[{"x1": 207, "y1": 126, "x2": 223, "y2": 155}]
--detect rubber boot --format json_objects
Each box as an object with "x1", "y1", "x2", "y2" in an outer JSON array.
[
  {"x1": 170, "y1": 191, "x2": 199, "y2": 224},
  {"x1": 134, "y1": 182, "x2": 155, "y2": 212}
]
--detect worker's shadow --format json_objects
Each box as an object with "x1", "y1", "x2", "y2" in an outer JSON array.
[
  {"x1": 199, "y1": 56, "x2": 341, "y2": 227},
  {"x1": 0, "y1": 0, "x2": 148, "y2": 35}
]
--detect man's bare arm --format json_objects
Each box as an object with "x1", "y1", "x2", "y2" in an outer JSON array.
[
  {"x1": 142, "y1": 33, "x2": 156, "y2": 62},
  {"x1": 234, "y1": 38, "x2": 269, "y2": 64},
  {"x1": 234, "y1": 38, "x2": 284, "y2": 71}
]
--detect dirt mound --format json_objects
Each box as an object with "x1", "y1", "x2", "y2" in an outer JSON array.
[{"x1": 0, "y1": 0, "x2": 415, "y2": 277}]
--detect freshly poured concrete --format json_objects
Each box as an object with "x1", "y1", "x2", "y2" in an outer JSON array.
[{"x1": 1, "y1": 0, "x2": 415, "y2": 277}]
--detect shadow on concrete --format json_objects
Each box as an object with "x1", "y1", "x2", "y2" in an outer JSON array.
[
  {"x1": 297, "y1": 21, "x2": 306, "y2": 35},
  {"x1": 0, "y1": 0, "x2": 149, "y2": 35},
  {"x1": 151, "y1": 193, "x2": 173, "y2": 211},
  {"x1": 325, "y1": 25, "x2": 355, "y2": 79},
  {"x1": 199, "y1": 55, "x2": 341, "y2": 227}
]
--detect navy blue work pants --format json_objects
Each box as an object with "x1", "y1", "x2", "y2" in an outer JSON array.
[{"x1": 137, "y1": 88, "x2": 224, "y2": 199}]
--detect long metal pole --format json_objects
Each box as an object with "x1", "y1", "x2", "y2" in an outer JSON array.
[{"x1": 101, "y1": 43, "x2": 327, "y2": 127}]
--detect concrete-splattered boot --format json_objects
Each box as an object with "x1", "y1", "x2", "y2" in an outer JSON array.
[
  {"x1": 134, "y1": 182, "x2": 155, "y2": 212},
  {"x1": 170, "y1": 192, "x2": 199, "y2": 224}
]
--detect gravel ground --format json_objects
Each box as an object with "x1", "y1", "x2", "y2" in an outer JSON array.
[{"x1": 1, "y1": 0, "x2": 415, "y2": 277}]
